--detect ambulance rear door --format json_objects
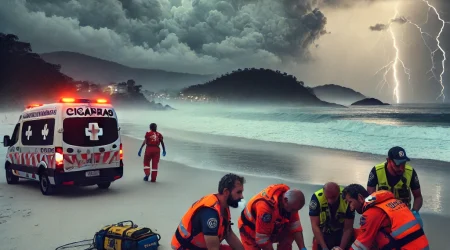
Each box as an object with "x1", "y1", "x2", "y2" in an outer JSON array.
[{"x1": 61, "y1": 104, "x2": 120, "y2": 176}]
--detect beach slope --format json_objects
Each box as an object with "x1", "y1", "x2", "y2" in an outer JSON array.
[{"x1": 0, "y1": 135, "x2": 448, "y2": 250}]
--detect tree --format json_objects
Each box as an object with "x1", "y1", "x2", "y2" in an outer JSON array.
[
  {"x1": 0, "y1": 32, "x2": 76, "y2": 107},
  {"x1": 134, "y1": 85, "x2": 142, "y2": 93},
  {"x1": 127, "y1": 79, "x2": 136, "y2": 93}
]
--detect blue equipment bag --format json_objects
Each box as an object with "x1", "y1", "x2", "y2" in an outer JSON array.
[{"x1": 94, "y1": 220, "x2": 161, "y2": 250}]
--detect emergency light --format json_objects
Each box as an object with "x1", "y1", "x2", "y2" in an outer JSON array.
[
  {"x1": 59, "y1": 97, "x2": 110, "y2": 104},
  {"x1": 25, "y1": 104, "x2": 43, "y2": 109}
]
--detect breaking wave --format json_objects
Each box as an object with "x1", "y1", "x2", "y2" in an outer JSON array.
[{"x1": 116, "y1": 104, "x2": 450, "y2": 162}]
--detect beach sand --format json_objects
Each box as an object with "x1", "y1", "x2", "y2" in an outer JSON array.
[{"x1": 0, "y1": 135, "x2": 449, "y2": 250}]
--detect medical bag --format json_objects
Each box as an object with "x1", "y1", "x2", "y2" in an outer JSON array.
[{"x1": 94, "y1": 220, "x2": 161, "y2": 250}]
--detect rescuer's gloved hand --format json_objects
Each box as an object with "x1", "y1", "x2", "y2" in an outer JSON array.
[{"x1": 412, "y1": 210, "x2": 423, "y2": 228}]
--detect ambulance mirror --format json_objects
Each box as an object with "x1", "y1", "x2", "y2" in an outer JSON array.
[{"x1": 3, "y1": 135, "x2": 11, "y2": 147}]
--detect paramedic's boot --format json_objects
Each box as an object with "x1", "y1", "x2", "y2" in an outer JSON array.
[{"x1": 143, "y1": 175, "x2": 149, "y2": 181}]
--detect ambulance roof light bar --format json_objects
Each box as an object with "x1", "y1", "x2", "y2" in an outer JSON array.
[
  {"x1": 59, "y1": 97, "x2": 109, "y2": 104},
  {"x1": 25, "y1": 104, "x2": 43, "y2": 109}
]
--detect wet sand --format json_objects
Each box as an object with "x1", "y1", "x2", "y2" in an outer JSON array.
[{"x1": 1, "y1": 135, "x2": 448, "y2": 249}]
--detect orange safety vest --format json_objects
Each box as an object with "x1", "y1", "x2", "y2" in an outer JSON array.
[
  {"x1": 238, "y1": 184, "x2": 293, "y2": 244},
  {"x1": 171, "y1": 194, "x2": 230, "y2": 250},
  {"x1": 361, "y1": 190, "x2": 429, "y2": 250}
]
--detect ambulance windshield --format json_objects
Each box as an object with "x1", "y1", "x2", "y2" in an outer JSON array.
[{"x1": 63, "y1": 117, "x2": 119, "y2": 147}]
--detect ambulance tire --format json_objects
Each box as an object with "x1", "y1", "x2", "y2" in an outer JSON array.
[
  {"x1": 5, "y1": 165, "x2": 19, "y2": 184},
  {"x1": 97, "y1": 182, "x2": 111, "y2": 189},
  {"x1": 39, "y1": 171, "x2": 55, "y2": 195}
]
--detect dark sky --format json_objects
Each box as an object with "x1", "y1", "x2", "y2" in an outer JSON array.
[{"x1": 1, "y1": 0, "x2": 449, "y2": 103}]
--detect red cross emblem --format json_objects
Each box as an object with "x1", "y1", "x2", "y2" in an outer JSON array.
[{"x1": 85, "y1": 122, "x2": 103, "y2": 140}]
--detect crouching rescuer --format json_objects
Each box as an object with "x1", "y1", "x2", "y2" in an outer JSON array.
[
  {"x1": 342, "y1": 184, "x2": 429, "y2": 250},
  {"x1": 309, "y1": 182, "x2": 355, "y2": 250},
  {"x1": 238, "y1": 184, "x2": 307, "y2": 250},
  {"x1": 138, "y1": 123, "x2": 166, "y2": 182}
]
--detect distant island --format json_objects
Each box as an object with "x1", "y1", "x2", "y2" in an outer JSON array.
[
  {"x1": 351, "y1": 98, "x2": 390, "y2": 106},
  {"x1": 40, "y1": 51, "x2": 214, "y2": 92},
  {"x1": 312, "y1": 84, "x2": 366, "y2": 106},
  {"x1": 0, "y1": 33, "x2": 172, "y2": 111},
  {"x1": 180, "y1": 68, "x2": 343, "y2": 107}
]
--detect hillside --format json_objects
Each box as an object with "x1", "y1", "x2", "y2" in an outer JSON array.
[
  {"x1": 0, "y1": 33, "x2": 171, "y2": 111},
  {"x1": 40, "y1": 51, "x2": 215, "y2": 91},
  {"x1": 181, "y1": 68, "x2": 341, "y2": 107},
  {"x1": 312, "y1": 84, "x2": 366, "y2": 106},
  {"x1": 351, "y1": 98, "x2": 390, "y2": 106},
  {"x1": 0, "y1": 33, "x2": 76, "y2": 110}
]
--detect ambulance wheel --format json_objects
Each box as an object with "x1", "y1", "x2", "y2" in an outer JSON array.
[
  {"x1": 6, "y1": 166, "x2": 19, "y2": 184},
  {"x1": 39, "y1": 172, "x2": 55, "y2": 195},
  {"x1": 97, "y1": 182, "x2": 111, "y2": 189}
]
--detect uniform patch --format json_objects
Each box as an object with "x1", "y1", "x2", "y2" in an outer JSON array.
[
  {"x1": 414, "y1": 175, "x2": 420, "y2": 185},
  {"x1": 207, "y1": 218, "x2": 218, "y2": 229},
  {"x1": 365, "y1": 195, "x2": 376, "y2": 203},
  {"x1": 360, "y1": 215, "x2": 367, "y2": 226},
  {"x1": 309, "y1": 200, "x2": 318, "y2": 211},
  {"x1": 261, "y1": 213, "x2": 272, "y2": 223},
  {"x1": 368, "y1": 172, "x2": 375, "y2": 182}
]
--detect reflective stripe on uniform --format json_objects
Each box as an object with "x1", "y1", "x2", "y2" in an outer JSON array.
[
  {"x1": 391, "y1": 220, "x2": 419, "y2": 237},
  {"x1": 144, "y1": 166, "x2": 151, "y2": 169},
  {"x1": 351, "y1": 239, "x2": 368, "y2": 250},
  {"x1": 178, "y1": 222, "x2": 190, "y2": 237},
  {"x1": 290, "y1": 220, "x2": 301, "y2": 230},
  {"x1": 255, "y1": 233, "x2": 269, "y2": 245},
  {"x1": 244, "y1": 207, "x2": 253, "y2": 220}
]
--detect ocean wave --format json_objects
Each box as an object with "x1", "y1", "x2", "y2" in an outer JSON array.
[
  {"x1": 218, "y1": 108, "x2": 450, "y2": 126},
  {"x1": 116, "y1": 108, "x2": 450, "y2": 162}
]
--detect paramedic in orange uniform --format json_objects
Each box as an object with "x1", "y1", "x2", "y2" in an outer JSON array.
[
  {"x1": 341, "y1": 184, "x2": 429, "y2": 250},
  {"x1": 238, "y1": 184, "x2": 307, "y2": 250},
  {"x1": 171, "y1": 173, "x2": 246, "y2": 250},
  {"x1": 138, "y1": 123, "x2": 166, "y2": 182}
]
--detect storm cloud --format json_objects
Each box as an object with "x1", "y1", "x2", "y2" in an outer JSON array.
[
  {"x1": 369, "y1": 16, "x2": 408, "y2": 31},
  {"x1": 369, "y1": 23, "x2": 389, "y2": 31},
  {"x1": 0, "y1": 0, "x2": 328, "y2": 74}
]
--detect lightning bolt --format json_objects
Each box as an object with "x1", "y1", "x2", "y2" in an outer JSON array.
[
  {"x1": 420, "y1": 0, "x2": 448, "y2": 102},
  {"x1": 374, "y1": 0, "x2": 449, "y2": 103},
  {"x1": 374, "y1": 3, "x2": 411, "y2": 104}
]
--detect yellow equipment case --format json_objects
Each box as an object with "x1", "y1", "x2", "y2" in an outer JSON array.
[{"x1": 94, "y1": 220, "x2": 161, "y2": 250}]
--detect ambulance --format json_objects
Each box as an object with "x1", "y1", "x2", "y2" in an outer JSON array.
[{"x1": 2, "y1": 97, "x2": 124, "y2": 195}]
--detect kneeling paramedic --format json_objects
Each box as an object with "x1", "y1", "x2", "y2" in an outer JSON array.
[
  {"x1": 138, "y1": 123, "x2": 166, "y2": 182},
  {"x1": 171, "y1": 173, "x2": 245, "y2": 250},
  {"x1": 342, "y1": 184, "x2": 429, "y2": 250},
  {"x1": 238, "y1": 184, "x2": 307, "y2": 250},
  {"x1": 309, "y1": 182, "x2": 355, "y2": 250}
]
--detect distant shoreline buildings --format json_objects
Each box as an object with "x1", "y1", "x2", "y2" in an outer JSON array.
[{"x1": 75, "y1": 81, "x2": 212, "y2": 103}]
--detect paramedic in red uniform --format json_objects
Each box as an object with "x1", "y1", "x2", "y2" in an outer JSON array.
[
  {"x1": 138, "y1": 123, "x2": 166, "y2": 182},
  {"x1": 341, "y1": 184, "x2": 429, "y2": 250}
]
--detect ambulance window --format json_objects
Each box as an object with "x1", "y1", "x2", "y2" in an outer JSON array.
[
  {"x1": 21, "y1": 119, "x2": 55, "y2": 146},
  {"x1": 10, "y1": 123, "x2": 20, "y2": 145},
  {"x1": 62, "y1": 117, "x2": 119, "y2": 147}
]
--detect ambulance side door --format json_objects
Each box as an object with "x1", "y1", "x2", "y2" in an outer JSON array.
[{"x1": 6, "y1": 122, "x2": 22, "y2": 167}]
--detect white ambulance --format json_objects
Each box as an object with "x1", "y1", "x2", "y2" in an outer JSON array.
[{"x1": 2, "y1": 97, "x2": 123, "y2": 195}]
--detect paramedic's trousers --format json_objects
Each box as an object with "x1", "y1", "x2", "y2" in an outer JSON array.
[
  {"x1": 240, "y1": 227, "x2": 295, "y2": 250},
  {"x1": 144, "y1": 147, "x2": 160, "y2": 181}
]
